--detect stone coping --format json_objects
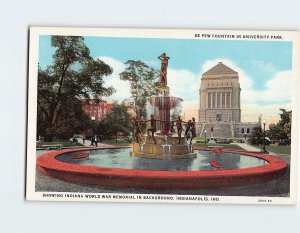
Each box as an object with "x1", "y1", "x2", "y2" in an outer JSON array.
[{"x1": 36, "y1": 146, "x2": 288, "y2": 189}]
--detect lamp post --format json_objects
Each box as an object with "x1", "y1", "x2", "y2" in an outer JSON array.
[
  {"x1": 262, "y1": 119, "x2": 267, "y2": 153},
  {"x1": 204, "y1": 130, "x2": 207, "y2": 147},
  {"x1": 91, "y1": 116, "x2": 95, "y2": 146}
]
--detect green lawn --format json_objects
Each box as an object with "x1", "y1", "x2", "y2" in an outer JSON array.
[
  {"x1": 193, "y1": 143, "x2": 245, "y2": 151},
  {"x1": 265, "y1": 145, "x2": 291, "y2": 155},
  {"x1": 36, "y1": 140, "x2": 84, "y2": 148},
  {"x1": 251, "y1": 145, "x2": 291, "y2": 155},
  {"x1": 192, "y1": 137, "x2": 206, "y2": 143}
]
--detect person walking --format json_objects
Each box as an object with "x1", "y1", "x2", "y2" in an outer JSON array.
[
  {"x1": 90, "y1": 136, "x2": 94, "y2": 146},
  {"x1": 94, "y1": 135, "x2": 98, "y2": 147}
]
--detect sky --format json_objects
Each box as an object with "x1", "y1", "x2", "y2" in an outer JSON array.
[{"x1": 39, "y1": 35, "x2": 293, "y2": 125}]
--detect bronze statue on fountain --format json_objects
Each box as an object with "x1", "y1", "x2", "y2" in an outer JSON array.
[
  {"x1": 157, "y1": 52, "x2": 170, "y2": 96},
  {"x1": 132, "y1": 117, "x2": 142, "y2": 143},
  {"x1": 158, "y1": 52, "x2": 169, "y2": 86},
  {"x1": 131, "y1": 53, "x2": 197, "y2": 159}
]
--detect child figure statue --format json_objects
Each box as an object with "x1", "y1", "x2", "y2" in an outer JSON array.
[
  {"x1": 132, "y1": 117, "x2": 142, "y2": 143},
  {"x1": 144, "y1": 114, "x2": 157, "y2": 144}
]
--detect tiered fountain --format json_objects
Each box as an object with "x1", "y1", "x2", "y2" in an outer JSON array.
[{"x1": 132, "y1": 53, "x2": 197, "y2": 159}]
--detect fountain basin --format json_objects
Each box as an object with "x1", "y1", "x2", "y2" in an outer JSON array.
[{"x1": 37, "y1": 146, "x2": 288, "y2": 189}]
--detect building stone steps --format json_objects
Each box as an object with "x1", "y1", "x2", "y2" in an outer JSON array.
[{"x1": 199, "y1": 123, "x2": 233, "y2": 138}]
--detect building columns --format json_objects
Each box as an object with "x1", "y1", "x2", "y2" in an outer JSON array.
[
  {"x1": 224, "y1": 92, "x2": 227, "y2": 109},
  {"x1": 215, "y1": 92, "x2": 218, "y2": 108},
  {"x1": 206, "y1": 91, "x2": 233, "y2": 109},
  {"x1": 207, "y1": 92, "x2": 209, "y2": 108}
]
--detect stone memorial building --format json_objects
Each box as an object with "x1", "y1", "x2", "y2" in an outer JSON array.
[{"x1": 197, "y1": 62, "x2": 260, "y2": 139}]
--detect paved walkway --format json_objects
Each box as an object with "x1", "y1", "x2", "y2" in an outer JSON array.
[
  {"x1": 233, "y1": 142, "x2": 276, "y2": 155},
  {"x1": 79, "y1": 138, "x2": 109, "y2": 147}
]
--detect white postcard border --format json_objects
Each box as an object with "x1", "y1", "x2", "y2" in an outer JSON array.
[{"x1": 26, "y1": 27, "x2": 299, "y2": 205}]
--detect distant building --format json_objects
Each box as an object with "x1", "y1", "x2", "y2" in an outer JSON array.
[
  {"x1": 198, "y1": 62, "x2": 260, "y2": 138},
  {"x1": 82, "y1": 98, "x2": 113, "y2": 121}
]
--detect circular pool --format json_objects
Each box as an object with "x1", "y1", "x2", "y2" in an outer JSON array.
[{"x1": 37, "y1": 146, "x2": 288, "y2": 189}]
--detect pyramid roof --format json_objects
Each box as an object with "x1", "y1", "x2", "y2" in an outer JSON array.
[{"x1": 203, "y1": 62, "x2": 238, "y2": 76}]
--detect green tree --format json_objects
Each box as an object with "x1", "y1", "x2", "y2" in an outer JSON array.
[
  {"x1": 100, "y1": 104, "x2": 132, "y2": 141},
  {"x1": 267, "y1": 109, "x2": 291, "y2": 144},
  {"x1": 249, "y1": 126, "x2": 263, "y2": 145},
  {"x1": 119, "y1": 60, "x2": 160, "y2": 119},
  {"x1": 38, "y1": 97, "x2": 91, "y2": 139},
  {"x1": 267, "y1": 123, "x2": 286, "y2": 142},
  {"x1": 279, "y1": 109, "x2": 292, "y2": 141},
  {"x1": 37, "y1": 36, "x2": 114, "y2": 141}
]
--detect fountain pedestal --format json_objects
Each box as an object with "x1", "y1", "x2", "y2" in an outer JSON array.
[
  {"x1": 159, "y1": 86, "x2": 169, "y2": 96},
  {"x1": 131, "y1": 136, "x2": 197, "y2": 159}
]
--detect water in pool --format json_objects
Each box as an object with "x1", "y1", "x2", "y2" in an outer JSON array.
[{"x1": 56, "y1": 149, "x2": 268, "y2": 171}]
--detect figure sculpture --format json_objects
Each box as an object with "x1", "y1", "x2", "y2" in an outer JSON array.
[
  {"x1": 176, "y1": 116, "x2": 184, "y2": 144},
  {"x1": 158, "y1": 52, "x2": 170, "y2": 86},
  {"x1": 185, "y1": 119, "x2": 192, "y2": 144},
  {"x1": 145, "y1": 114, "x2": 157, "y2": 144},
  {"x1": 185, "y1": 120, "x2": 192, "y2": 137},
  {"x1": 132, "y1": 117, "x2": 142, "y2": 143},
  {"x1": 190, "y1": 117, "x2": 196, "y2": 144},
  {"x1": 184, "y1": 117, "x2": 196, "y2": 145}
]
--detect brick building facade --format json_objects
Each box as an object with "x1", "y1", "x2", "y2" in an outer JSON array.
[{"x1": 82, "y1": 98, "x2": 113, "y2": 121}]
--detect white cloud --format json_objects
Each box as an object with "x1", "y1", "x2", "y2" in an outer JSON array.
[
  {"x1": 168, "y1": 69, "x2": 199, "y2": 100},
  {"x1": 261, "y1": 71, "x2": 292, "y2": 102},
  {"x1": 239, "y1": 70, "x2": 292, "y2": 104},
  {"x1": 97, "y1": 56, "x2": 130, "y2": 102},
  {"x1": 251, "y1": 60, "x2": 276, "y2": 73},
  {"x1": 167, "y1": 69, "x2": 201, "y2": 121}
]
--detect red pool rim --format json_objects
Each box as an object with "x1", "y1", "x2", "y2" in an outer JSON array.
[{"x1": 37, "y1": 146, "x2": 288, "y2": 189}]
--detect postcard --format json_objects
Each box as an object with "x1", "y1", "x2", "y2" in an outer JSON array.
[{"x1": 26, "y1": 27, "x2": 299, "y2": 204}]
